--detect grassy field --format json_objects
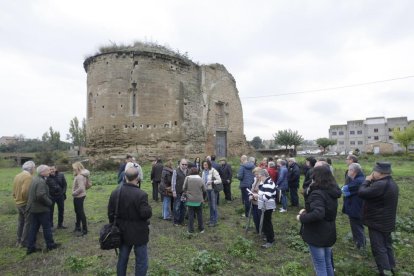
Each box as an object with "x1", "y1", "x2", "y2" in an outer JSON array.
[{"x1": 0, "y1": 155, "x2": 413, "y2": 275}]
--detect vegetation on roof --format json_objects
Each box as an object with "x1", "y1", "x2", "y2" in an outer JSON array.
[{"x1": 85, "y1": 40, "x2": 193, "y2": 62}]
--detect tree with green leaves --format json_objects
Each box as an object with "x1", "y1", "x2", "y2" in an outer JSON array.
[
  {"x1": 42, "y1": 127, "x2": 61, "y2": 150},
  {"x1": 67, "y1": 117, "x2": 86, "y2": 148},
  {"x1": 393, "y1": 125, "x2": 414, "y2": 154},
  {"x1": 273, "y1": 129, "x2": 304, "y2": 154},
  {"x1": 316, "y1": 137, "x2": 337, "y2": 154},
  {"x1": 250, "y1": 136, "x2": 264, "y2": 149}
]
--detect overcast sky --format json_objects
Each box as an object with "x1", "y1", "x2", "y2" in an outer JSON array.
[{"x1": 1, "y1": 0, "x2": 413, "y2": 142}]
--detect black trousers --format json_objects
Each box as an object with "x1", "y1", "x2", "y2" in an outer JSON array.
[
  {"x1": 349, "y1": 217, "x2": 366, "y2": 248},
  {"x1": 223, "y1": 181, "x2": 232, "y2": 201},
  {"x1": 73, "y1": 196, "x2": 87, "y2": 232},
  {"x1": 263, "y1": 209, "x2": 274, "y2": 243},
  {"x1": 188, "y1": 205, "x2": 204, "y2": 232},
  {"x1": 50, "y1": 195, "x2": 65, "y2": 227},
  {"x1": 368, "y1": 228, "x2": 395, "y2": 274},
  {"x1": 152, "y1": 181, "x2": 160, "y2": 201}
]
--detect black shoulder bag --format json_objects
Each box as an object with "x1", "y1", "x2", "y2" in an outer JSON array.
[{"x1": 99, "y1": 186, "x2": 123, "y2": 254}]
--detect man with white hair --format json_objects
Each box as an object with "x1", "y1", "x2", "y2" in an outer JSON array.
[
  {"x1": 119, "y1": 161, "x2": 144, "y2": 187},
  {"x1": 26, "y1": 165, "x2": 60, "y2": 254},
  {"x1": 13, "y1": 160, "x2": 36, "y2": 247},
  {"x1": 342, "y1": 162, "x2": 366, "y2": 249},
  {"x1": 108, "y1": 164, "x2": 152, "y2": 275}
]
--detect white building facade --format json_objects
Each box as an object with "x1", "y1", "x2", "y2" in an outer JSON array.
[{"x1": 329, "y1": 117, "x2": 411, "y2": 153}]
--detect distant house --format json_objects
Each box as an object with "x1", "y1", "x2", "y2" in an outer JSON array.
[
  {"x1": 329, "y1": 116, "x2": 412, "y2": 153},
  {"x1": 365, "y1": 141, "x2": 394, "y2": 155},
  {"x1": 0, "y1": 136, "x2": 17, "y2": 146}
]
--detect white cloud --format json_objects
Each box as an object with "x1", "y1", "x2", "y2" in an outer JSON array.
[{"x1": 1, "y1": 0, "x2": 414, "y2": 143}]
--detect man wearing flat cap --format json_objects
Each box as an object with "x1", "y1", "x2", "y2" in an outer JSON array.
[{"x1": 358, "y1": 162, "x2": 399, "y2": 276}]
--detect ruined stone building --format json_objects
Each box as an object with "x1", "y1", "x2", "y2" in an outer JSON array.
[{"x1": 83, "y1": 43, "x2": 248, "y2": 161}]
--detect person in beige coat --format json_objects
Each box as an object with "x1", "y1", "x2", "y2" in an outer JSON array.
[
  {"x1": 72, "y1": 162, "x2": 91, "y2": 236},
  {"x1": 13, "y1": 160, "x2": 36, "y2": 247}
]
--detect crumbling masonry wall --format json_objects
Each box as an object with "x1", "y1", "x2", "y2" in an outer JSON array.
[{"x1": 83, "y1": 47, "x2": 247, "y2": 161}]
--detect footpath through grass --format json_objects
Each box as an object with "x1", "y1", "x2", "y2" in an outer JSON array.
[{"x1": 0, "y1": 155, "x2": 413, "y2": 275}]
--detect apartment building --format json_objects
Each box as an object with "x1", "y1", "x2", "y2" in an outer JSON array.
[{"x1": 329, "y1": 116, "x2": 410, "y2": 153}]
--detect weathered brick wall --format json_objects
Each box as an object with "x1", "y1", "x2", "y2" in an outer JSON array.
[{"x1": 84, "y1": 49, "x2": 248, "y2": 161}]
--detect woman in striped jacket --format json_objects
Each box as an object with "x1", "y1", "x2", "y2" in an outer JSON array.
[{"x1": 256, "y1": 169, "x2": 277, "y2": 248}]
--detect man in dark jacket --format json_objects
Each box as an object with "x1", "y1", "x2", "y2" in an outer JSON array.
[
  {"x1": 287, "y1": 158, "x2": 301, "y2": 207},
  {"x1": 150, "y1": 159, "x2": 164, "y2": 202},
  {"x1": 358, "y1": 162, "x2": 399, "y2": 276},
  {"x1": 26, "y1": 165, "x2": 60, "y2": 254},
  {"x1": 218, "y1": 158, "x2": 233, "y2": 202},
  {"x1": 342, "y1": 163, "x2": 365, "y2": 249},
  {"x1": 237, "y1": 155, "x2": 255, "y2": 217},
  {"x1": 117, "y1": 154, "x2": 133, "y2": 181},
  {"x1": 108, "y1": 165, "x2": 152, "y2": 276},
  {"x1": 46, "y1": 165, "x2": 68, "y2": 229},
  {"x1": 172, "y1": 159, "x2": 188, "y2": 226}
]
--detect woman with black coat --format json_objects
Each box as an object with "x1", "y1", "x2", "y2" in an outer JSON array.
[{"x1": 297, "y1": 165, "x2": 341, "y2": 276}]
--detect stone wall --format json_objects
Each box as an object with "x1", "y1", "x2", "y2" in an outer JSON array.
[{"x1": 84, "y1": 47, "x2": 248, "y2": 161}]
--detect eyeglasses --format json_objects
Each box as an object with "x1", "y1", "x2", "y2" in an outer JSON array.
[{"x1": 181, "y1": 164, "x2": 188, "y2": 166}]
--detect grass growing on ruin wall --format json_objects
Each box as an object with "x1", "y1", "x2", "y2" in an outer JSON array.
[{"x1": 85, "y1": 40, "x2": 193, "y2": 63}]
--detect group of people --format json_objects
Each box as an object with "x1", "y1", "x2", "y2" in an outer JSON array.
[
  {"x1": 149, "y1": 155, "x2": 233, "y2": 231},
  {"x1": 12, "y1": 152, "x2": 399, "y2": 276},
  {"x1": 12, "y1": 160, "x2": 91, "y2": 255}
]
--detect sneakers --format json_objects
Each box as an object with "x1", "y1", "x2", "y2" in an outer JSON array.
[
  {"x1": 200, "y1": 229, "x2": 205, "y2": 233},
  {"x1": 279, "y1": 208, "x2": 287, "y2": 213},
  {"x1": 261, "y1": 242, "x2": 274, "y2": 249}
]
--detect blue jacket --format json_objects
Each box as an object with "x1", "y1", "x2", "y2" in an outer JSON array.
[
  {"x1": 237, "y1": 162, "x2": 255, "y2": 188},
  {"x1": 342, "y1": 171, "x2": 365, "y2": 219},
  {"x1": 276, "y1": 166, "x2": 288, "y2": 191}
]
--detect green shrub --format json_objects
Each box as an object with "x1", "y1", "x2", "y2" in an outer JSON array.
[
  {"x1": 396, "y1": 216, "x2": 414, "y2": 233},
  {"x1": 286, "y1": 228, "x2": 308, "y2": 253},
  {"x1": 65, "y1": 256, "x2": 91, "y2": 273},
  {"x1": 227, "y1": 236, "x2": 256, "y2": 259},
  {"x1": 190, "y1": 250, "x2": 226, "y2": 274},
  {"x1": 90, "y1": 171, "x2": 117, "y2": 186},
  {"x1": 281, "y1": 261, "x2": 306, "y2": 276},
  {"x1": 93, "y1": 159, "x2": 119, "y2": 171}
]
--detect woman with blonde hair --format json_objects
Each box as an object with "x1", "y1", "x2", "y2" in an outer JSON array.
[{"x1": 72, "y1": 162, "x2": 91, "y2": 236}]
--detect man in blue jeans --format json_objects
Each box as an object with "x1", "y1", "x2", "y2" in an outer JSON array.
[
  {"x1": 108, "y1": 165, "x2": 152, "y2": 276},
  {"x1": 172, "y1": 159, "x2": 188, "y2": 226}
]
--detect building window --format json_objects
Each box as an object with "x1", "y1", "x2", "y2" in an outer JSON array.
[
  {"x1": 339, "y1": 141, "x2": 344, "y2": 145},
  {"x1": 374, "y1": 136, "x2": 379, "y2": 140},
  {"x1": 357, "y1": 130, "x2": 362, "y2": 134},
  {"x1": 374, "y1": 128, "x2": 378, "y2": 133},
  {"x1": 350, "y1": 141, "x2": 355, "y2": 145},
  {"x1": 388, "y1": 128, "x2": 393, "y2": 132},
  {"x1": 350, "y1": 131, "x2": 355, "y2": 135},
  {"x1": 358, "y1": 141, "x2": 363, "y2": 145},
  {"x1": 368, "y1": 136, "x2": 371, "y2": 139},
  {"x1": 332, "y1": 131, "x2": 337, "y2": 135},
  {"x1": 389, "y1": 136, "x2": 393, "y2": 140},
  {"x1": 339, "y1": 131, "x2": 344, "y2": 135},
  {"x1": 131, "y1": 92, "x2": 137, "y2": 115}
]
